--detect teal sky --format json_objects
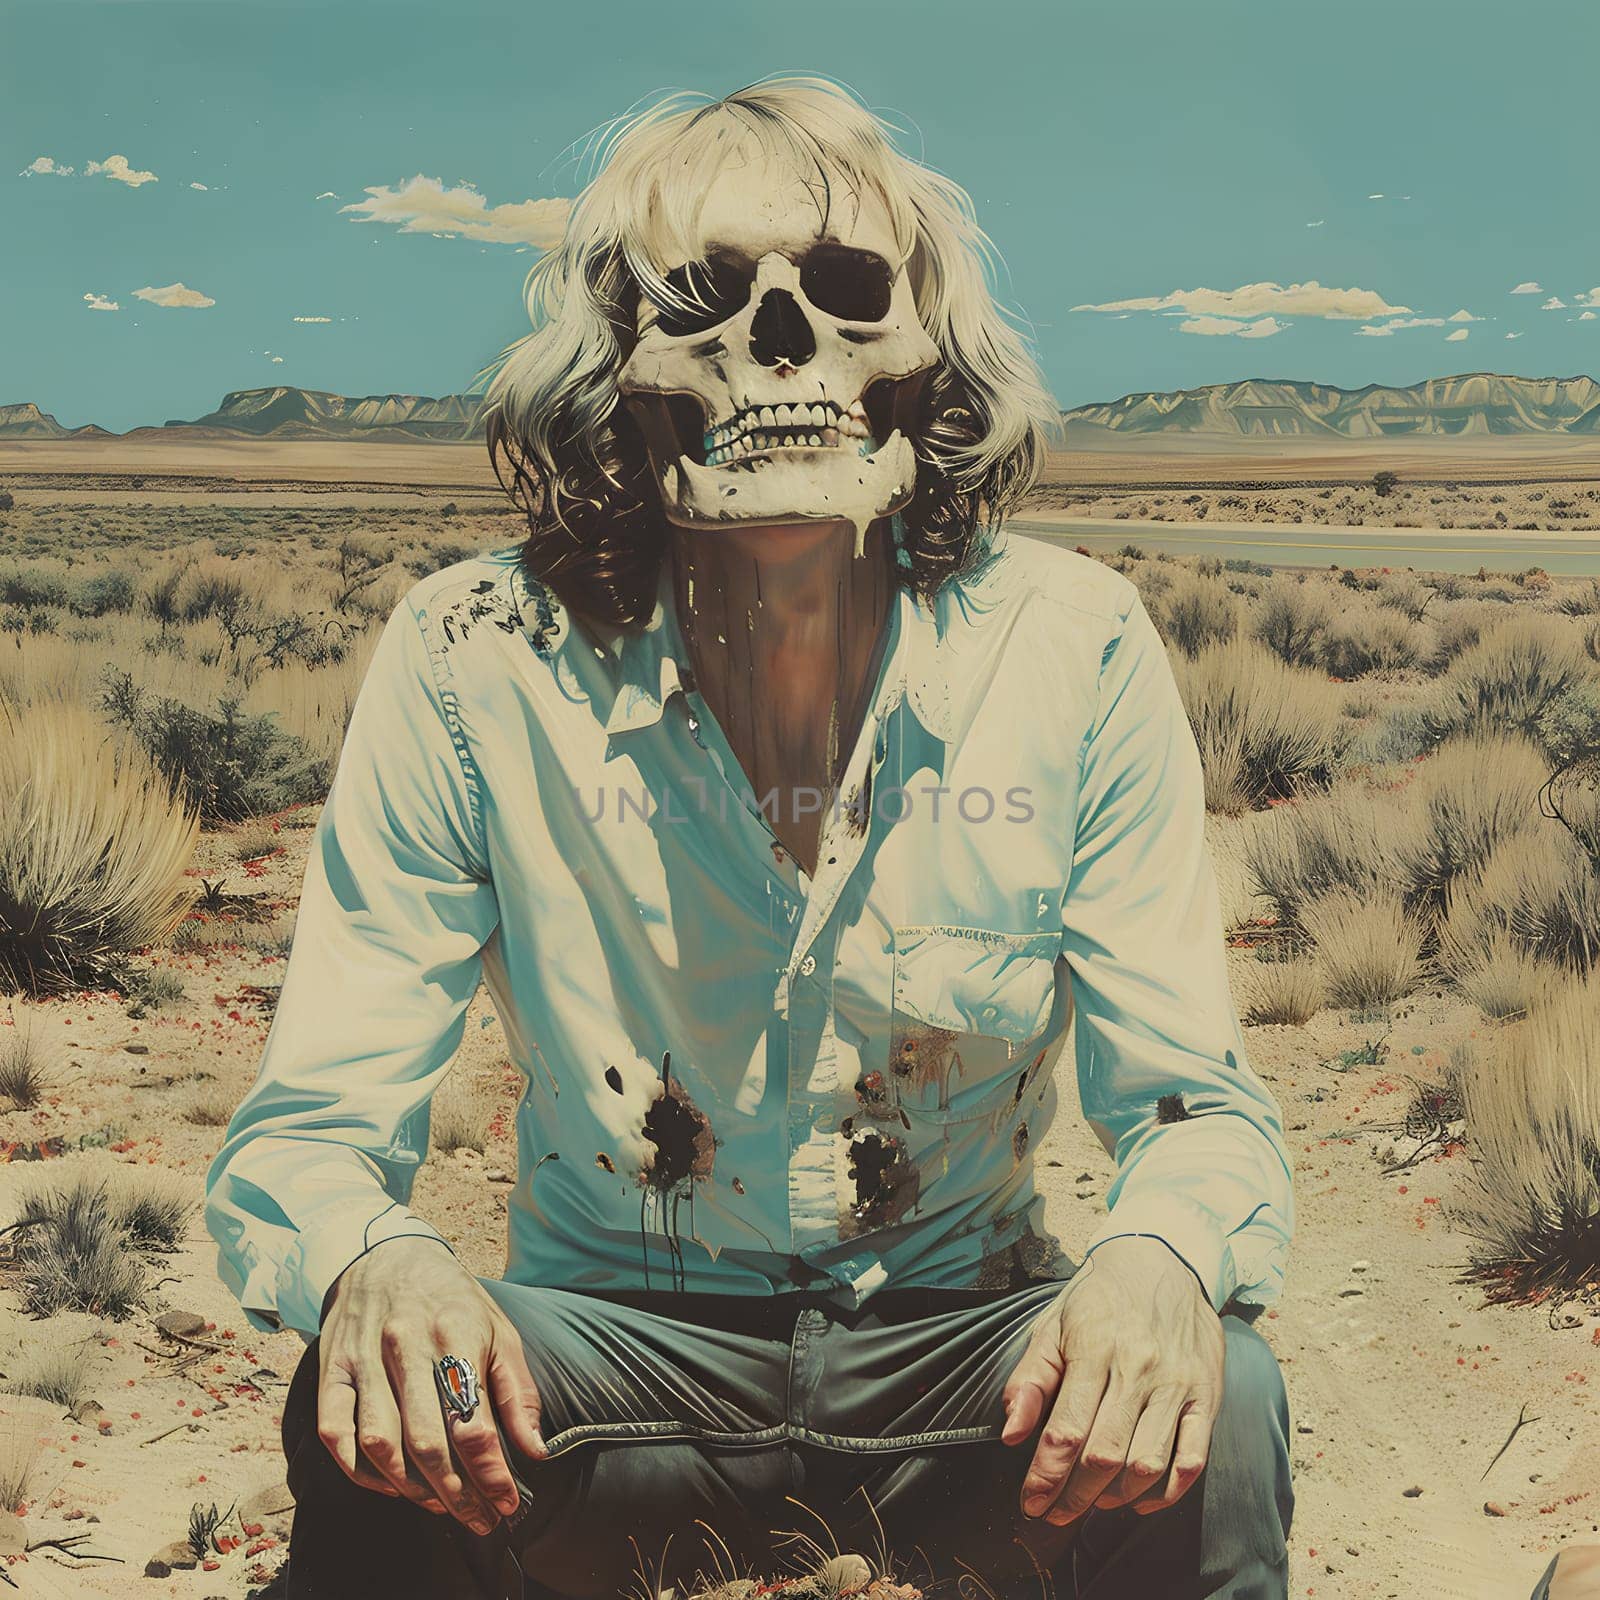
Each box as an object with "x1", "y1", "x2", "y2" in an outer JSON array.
[{"x1": 4, "y1": 0, "x2": 1599, "y2": 433}]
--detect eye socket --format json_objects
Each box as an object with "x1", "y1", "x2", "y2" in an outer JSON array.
[
  {"x1": 652, "y1": 254, "x2": 754, "y2": 338},
  {"x1": 800, "y1": 243, "x2": 895, "y2": 322}
]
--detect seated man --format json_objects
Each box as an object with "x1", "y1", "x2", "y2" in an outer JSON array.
[{"x1": 204, "y1": 75, "x2": 1295, "y2": 1600}]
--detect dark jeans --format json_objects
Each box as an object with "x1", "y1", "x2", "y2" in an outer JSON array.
[{"x1": 282, "y1": 1275, "x2": 1292, "y2": 1599}]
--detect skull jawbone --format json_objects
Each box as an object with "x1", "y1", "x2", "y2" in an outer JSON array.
[{"x1": 662, "y1": 430, "x2": 917, "y2": 559}]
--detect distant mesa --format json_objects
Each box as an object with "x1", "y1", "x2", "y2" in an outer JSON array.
[
  {"x1": 1062, "y1": 373, "x2": 1600, "y2": 439},
  {"x1": 0, "y1": 401, "x2": 111, "y2": 439},
  {"x1": 7, "y1": 373, "x2": 1600, "y2": 445},
  {"x1": 163, "y1": 386, "x2": 485, "y2": 441}
]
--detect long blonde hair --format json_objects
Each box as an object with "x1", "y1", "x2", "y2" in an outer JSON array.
[{"x1": 482, "y1": 74, "x2": 1058, "y2": 626}]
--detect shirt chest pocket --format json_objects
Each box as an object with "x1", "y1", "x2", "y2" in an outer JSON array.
[{"x1": 874, "y1": 926, "x2": 1067, "y2": 1124}]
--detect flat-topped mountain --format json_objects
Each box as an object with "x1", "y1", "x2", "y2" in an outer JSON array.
[
  {"x1": 1062, "y1": 373, "x2": 1600, "y2": 438},
  {"x1": 164, "y1": 386, "x2": 483, "y2": 440},
  {"x1": 0, "y1": 401, "x2": 110, "y2": 439}
]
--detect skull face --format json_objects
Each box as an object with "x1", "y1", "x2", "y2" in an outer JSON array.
[{"x1": 617, "y1": 153, "x2": 939, "y2": 555}]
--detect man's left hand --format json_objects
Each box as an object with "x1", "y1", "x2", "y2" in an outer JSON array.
[{"x1": 1000, "y1": 1235, "x2": 1224, "y2": 1525}]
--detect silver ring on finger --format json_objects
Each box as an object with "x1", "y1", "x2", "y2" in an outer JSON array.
[{"x1": 434, "y1": 1353, "x2": 482, "y2": 1425}]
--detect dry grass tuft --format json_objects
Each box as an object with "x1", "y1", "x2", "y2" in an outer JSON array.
[
  {"x1": 0, "y1": 697, "x2": 198, "y2": 994},
  {"x1": 9, "y1": 1178, "x2": 148, "y2": 1320},
  {"x1": 1, "y1": 1341, "x2": 95, "y2": 1413},
  {"x1": 1245, "y1": 786, "x2": 1396, "y2": 928},
  {"x1": 1242, "y1": 957, "x2": 1325, "y2": 1025},
  {"x1": 1172, "y1": 637, "x2": 1348, "y2": 813},
  {"x1": 1153, "y1": 569, "x2": 1239, "y2": 657},
  {"x1": 0, "y1": 1013, "x2": 50, "y2": 1108},
  {"x1": 1457, "y1": 968, "x2": 1600, "y2": 1307},
  {"x1": 431, "y1": 1078, "x2": 494, "y2": 1155},
  {"x1": 183, "y1": 1084, "x2": 236, "y2": 1127},
  {"x1": 1300, "y1": 886, "x2": 1424, "y2": 1008},
  {"x1": 0, "y1": 1416, "x2": 39, "y2": 1513},
  {"x1": 1391, "y1": 733, "x2": 1547, "y2": 916},
  {"x1": 1422, "y1": 613, "x2": 1592, "y2": 746}
]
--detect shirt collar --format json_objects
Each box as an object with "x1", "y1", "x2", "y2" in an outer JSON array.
[{"x1": 591, "y1": 528, "x2": 1013, "y2": 746}]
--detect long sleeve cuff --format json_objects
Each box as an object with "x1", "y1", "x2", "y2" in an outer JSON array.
[{"x1": 1081, "y1": 1191, "x2": 1239, "y2": 1313}]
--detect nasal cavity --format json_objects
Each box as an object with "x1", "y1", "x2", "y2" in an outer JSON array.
[{"x1": 749, "y1": 289, "x2": 816, "y2": 368}]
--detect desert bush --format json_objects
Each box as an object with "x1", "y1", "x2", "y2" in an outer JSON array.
[
  {"x1": 1320, "y1": 604, "x2": 1420, "y2": 679},
  {"x1": 1242, "y1": 957, "x2": 1324, "y2": 1025},
  {"x1": 0, "y1": 1016, "x2": 49, "y2": 1107},
  {"x1": 1245, "y1": 786, "x2": 1396, "y2": 927},
  {"x1": 1438, "y1": 824, "x2": 1600, "y2": 978},
  {"x1": 1391, "y1": 734, "x2": 1547, "y2": 918},
  {"x1": 1342, "y1": 688, "x2": 1380, "y2": 720},
  {"x1": 1300, "y1": 886, "x2": 1424, "y2": 1008},
  {"x1": 1153, "y1": 570, "x2": 1239, "y2": 657},
  {"x1": 1341, "y1": 705, "x2": 1435, "y2": 768},
  {"x1": 1375, "y1": 576, "x2": 1435, "y2": 622},
  {"x1": 2, "y1": 1342, "x2": 94, "y2": 1413},
  {"x1": 1172, "y1": 637, "x2": 1348, "y2": 812},
  {"x1": 1536, "y1": 681, "x2": 1600, "y2": 772},
  {"x1": 1456, "y1": 968, "x2": 1600, "y2": 1305},
  {"x1": 1556, "y1": 579, "x2": 1600, "y2": 617},
  {"x1": 232, "y1": 823, "x2": 280, "y2": 863},
  {"x1": 67, "y1": 568, "x2": 136, "y2": 618},
  {"x1": 183, "y1": 1085, "x2": 235, "y2": 1127},
  {"x1": 431, "y1": 1079, "x2": 492, "y2": 1155},
  {"x1": 8, "y1": 1179, "x2": 148, "y2": 1319},
  {"x1": 1251, "y1": 577, "x2": 1331, "y2": 666},
  {"x1": 99, "y1": 670, "x2": 328, "y2": 823},
  {"x1": 1440, "y1": 928, "x2": 1544, "y2": 1020},
  {"x1": 0, "y1": 1420, "x2": 37, "y2": 1514},
  {"x1": 115, "y1": 1169, "x2": 196, "y2": 1248},
  {"x1": 1422, "y1": 614, "x2": 1592, "y2": 748},
  {"x1": 0, "y1": 698, "x2": 198, "y2": 994}
]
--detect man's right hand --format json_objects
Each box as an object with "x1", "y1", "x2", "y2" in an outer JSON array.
[{"x1": 316, "y1": 1236, "x2": 548, "y2": 1535}]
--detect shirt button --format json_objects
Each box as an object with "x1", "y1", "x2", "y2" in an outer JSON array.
[{"x1": 799, "y1": 954, "x2": 817, "y2": 977}]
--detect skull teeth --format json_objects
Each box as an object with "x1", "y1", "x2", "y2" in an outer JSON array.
[{"x1": 702, "y1": 398, "x2": 875, "y2": 465}]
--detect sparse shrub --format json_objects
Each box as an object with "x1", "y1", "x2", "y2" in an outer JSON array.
[
  {"x1": 1246, "y1": 787, "x2": 1396, "y2": 927},
  {"x1": 1440, "y1": 928, "x2": 1544, "y2": 1020},
  {"x1": 1342, "y1": 688, "x2": 1380, "y2": 720},
  {"x1": 71, "y1": 569, "x2": 136, "y2": 617},
  {"x1": 0, "y1": 1017, "x2": 49, "y2": 1107},
  {"x1": 1422, "y1": 615, "x2": 1592, "y2": 749},
  {"x1": 1391, "y1": 734, "x2": 1547, "y2": 918},
  {"x1": 1155, "y1": 571, "x2": 1239, "y2": 657},
  {"x1": 1439, "y1": 824, "x2": 1600, "y2": 978},
  {"x1": 0, "y1": 698, "x2": 198, "y2": 994},
  {"x1": 99, "y1": 670, "x2": 329, "y2": 823},
  {"x1": 1342, "y1": 705, "x2": 1436, "y2": 768},
  {"x1": 1171, "y1": 637, "x2": 1348, "y2": 812},
  {"x1": 1242, "y1": 957, "x2": 1324, "y2": 1025},
  {"x1": 1371, "y1": 470, "x2": 1399, "y2": 497},
  {"x1": 2, "y1": 1343, "x2": 94, "y2": 1413},
  {"x1": 9, "y1": 1179, "x2": 148, "y2": 1319},
  {"x1": 1320, "y1": 605, "x2": 1419, "y2": 679},
  {"x1": 114, "y1": 1169, "x2": 195, "y2": 1248},
  {"x1": 1536, "y1": 681, "x2": 1600, "y2": 772},
  {"x1": 0, "y1": 491, "x2": 13, "y2": 513},
  {"x1": 1252, "y1": 578, "x2": 1331, "y2": 667},
  {"x1": 232, "y1": 823, "x2": 280, "y2": 863},
  {"x1": 183, "y1": 1086, "x2": 235, "y2": 1127},
  {"x1": 430, "y1": 1080, "x2": 491, "y2": 1155},
  {"x1": 1300, "y1": 886, "x2": 1424, "y2": 1008},
  {"x1": 1375, "y1": 577, "x2": 1435, "y2": 622},
  {"x1": 0, "y1": 1421, "x2": 37, "y2": 1514},
  {"x1": 1456, "y1": 968, "x2": 1600, "y2": 1306},
  {"x1": 1556, "y1": 579, "x2": 1600, "y2": 617}
]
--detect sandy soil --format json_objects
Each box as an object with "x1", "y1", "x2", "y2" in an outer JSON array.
[{"x1": 0, "y1": 807, "x2": 1594, "y2": 1600}]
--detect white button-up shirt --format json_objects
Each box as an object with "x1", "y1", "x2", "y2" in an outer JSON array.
[{"x1": 204, "y1": 529, "x2": 1293, "y2": 1337}]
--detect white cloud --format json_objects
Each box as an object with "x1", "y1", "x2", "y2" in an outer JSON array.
[
  {"x1": 315, "y1": 191, "x2": 339, "y2": 200},
  {"x1": 85, "y1": 154, "x2": 158, "y2": 188},
  {"x1": 189, "y1": 181, "x2": 208, "y2": 191},
  {"x1": 1382, "y1": 316, "x2": 1446, "y2": 330},
  {"x1": 1505, "y1": 332, "x2": 1523, "y2": 339},
  {"x1": 1354, "y1": 324, "x2": 1395, "y2": 337},
  {"x1": 1446, "y1": 308, "x2": 1482, "y2": 322},
  {"x1": 21, "y1": 156, "x2": 74, "y2": 176},
  {"x1": 82, "y1": 292, "x2": 119, "y2": 311},
  {"x1": 1542, "y1": 296, "x2": 1567, "y2": 310},
  {"x1": 132, "y1": 281, "x2": 215, "y2": 308},
  {"x1": 1581, "y1": 311, "x2": 1598, "y2": 322},
  {"x1": 1574, "y1": 288, "x2": 1600, "y2": 307},
  {"x1": 340, "y1": 175, "x2": 570, "y2": 247},
  {"x1": 1073, "y1": 279, "x2": 1409, "y2": 322},
  {"x1": 292, "y1": 314, "x2": 332, "y2": 323},
  {"x1": 269, "y1": 354, "x2": 284, "y2": 364},
  {"x1": 1368, "y1": 193, "x2": 1385, "y2": 200},
  {"x1": 1177, "y1": 315, "x2": 1286, "y2": 338},
  {"x1": 1510, "y1": 281, "x2": 1542, "y2": 294},
  {"x1": 1306, "y1": 219, "x2": 1325, "y2": 228},
  {"x1": 1445, "y1": 328, "x2": 1469, "y2": 342}
]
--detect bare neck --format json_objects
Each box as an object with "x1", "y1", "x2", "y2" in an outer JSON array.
[{"x1": 669, "y1": 519, "x2": 897, "y2": 855}]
